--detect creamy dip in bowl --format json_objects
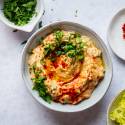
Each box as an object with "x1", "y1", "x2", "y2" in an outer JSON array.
[{"x1": 21, "y1": 21, "x2": 112, "y2": 112}]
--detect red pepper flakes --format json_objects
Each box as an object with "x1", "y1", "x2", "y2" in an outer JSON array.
[
  {"x1": 48, "y1": 72, "x2": 53, "y2": 79},
  {"x1": 52, "y1": 61, "x2": 58, "y2": 68},
  {"x1": 62, "y1": 87, "x2": 77, "y2": 97},
  {"x1": 61, "y1": 61, "x2": 68, "y2": 68},
  {"x1": 43, "y1": 65, "x2": 47, "y2": 69},
  {"x1": 123, "y1": 34, "x2": 125, "y2": 39},
  {"x1": 122, "y1": 23, "x2": 125, "y2": 39}
]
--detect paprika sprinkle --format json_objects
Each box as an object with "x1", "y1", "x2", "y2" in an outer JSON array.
[{"x1": 122, "y1": 23, "x2": 125, "y2": 39}]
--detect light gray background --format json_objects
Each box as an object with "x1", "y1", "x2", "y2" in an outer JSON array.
[{"x1": 0, "y1": 0, "x2": 125, "y2": 125}]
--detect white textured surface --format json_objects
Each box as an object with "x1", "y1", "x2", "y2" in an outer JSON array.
[{"x1": 0, "y1": 0, "x2": 125, "y2": 125}]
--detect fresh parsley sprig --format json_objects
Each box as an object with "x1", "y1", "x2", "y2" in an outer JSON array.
[
  {"x1": 32, "y1": 77, "x2": 52, "y2": 103},
  {"x1": 43, "y1": 30, "x2": 84, "y2": 61},
  {"x1": 4, "y1": 0, "x2": 37, "y2": 26}
]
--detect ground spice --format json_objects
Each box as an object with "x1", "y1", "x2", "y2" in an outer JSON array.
[
  {"x1": 122, "y1": 23, "x2": 125, "y2": 39},
  {"x1": 61, "y1": 61, "x2": 68, "y2": 69}
]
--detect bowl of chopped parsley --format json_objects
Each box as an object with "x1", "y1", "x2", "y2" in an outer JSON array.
[
  {"x1": 0, "y1": 0, "x2": 44, "y2": 32},
  {"x1": 21, "y1": 21, "x2": 112, "y2": 112}
]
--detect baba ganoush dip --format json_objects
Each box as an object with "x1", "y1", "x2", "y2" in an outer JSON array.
[{"x1": 28, "y1": 30, "x2": 105, "y2": 104}]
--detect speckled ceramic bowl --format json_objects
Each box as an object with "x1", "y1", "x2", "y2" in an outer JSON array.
[
  {"x1": 21, "y1": 21, "x2": 113, "y2": 112},
  {"x1": 107, "y1": 89, "x2": 125, "y2": 125}
]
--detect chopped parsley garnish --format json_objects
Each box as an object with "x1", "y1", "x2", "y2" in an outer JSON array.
[
  {"x1": 4, "y1": 0, "x2": 37, "y2": 26},
  {"x1": 44, "y1": 44, "x2": 56, "y2": 56},
  {"x1": 49, "y1": 57, "x2": 56, "y2": 62},
  {"x1": 43, "y1": 30, "x2": 84, "y2": 61},
  {"x1": 54, "y1": 30, "x2": 64, "y2": 41},
  {"x1": 32, "y1": 77, "x2": 52, "y2": 103},
  {"x1": 30, "y1": 64, "x2": 52, "y2": 103},
  {"x1": 56, "y1": 50, "x2": 62, "y2": 56},
  {"x1": 31, "y1": 65, "x2": 52, "y2": 103}
]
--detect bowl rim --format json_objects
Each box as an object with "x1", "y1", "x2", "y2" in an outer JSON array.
[
  {"x1": 107, "y1": 89, "x2": 125, "y2": 125},
  {"x1": 107, "y1": 8, "x2": 125, "y2": 61},
  {"x1": 21, "y1": 21, "x2": 113, "y2": 112},
  {"x1": 0, "y1": 0, "x2": 44, "y2": 32}
]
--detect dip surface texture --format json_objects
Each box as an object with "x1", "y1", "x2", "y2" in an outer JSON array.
[{"x1": 28, "y1": 30, "x2": 105, "y2": 104}]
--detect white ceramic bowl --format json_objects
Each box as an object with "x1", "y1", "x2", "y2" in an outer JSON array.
[
  {"x1": 107, "y1": 89, "x2": 125, "y2": 125},
  {"x1": 21, "y1": 21, "x2": 113, "y2": 112},
  {"x1": 0, "y1": 0, "x2": 44, "y2": 32},
  {"x1": 107, "y1": 8, "x2": 125, "y2": 60}
]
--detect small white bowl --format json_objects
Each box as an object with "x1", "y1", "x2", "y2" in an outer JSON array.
[
  {"x1": 107, "y1": 8, "x2": 125, "y2": 60},
  {"x1": 107, "y1": 89, "x2": 125, "y2": 125},
  {"x1": 0, "y1": 0, "x2": 44, "y2": 32},
  {"x1": 21, "y1": 21, "x2": 113, "y2": 112}
]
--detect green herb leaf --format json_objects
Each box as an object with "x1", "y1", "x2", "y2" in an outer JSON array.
[
  {"x1": 43, "y1": 31, "x2": 84, "y2": 62},
  {"x1": 44, "y1": 44, "x2": 55, "y2": 56},
  {"x1": 32, "y1": 77, "x2": 52, "y2": 103},
  {"x1": 4, "y1": 0, "x2": 37, "y2": 26},
  {"x1": 56, "y1": 50, "x2": 62, "y2": 56},
  {"x1": 77, "y1": 54, "x2": 84, "y2": 61},
  {"x1": 50, "y1": 57, "x2": 56, "y2": 62},
  {"x1": 54, "y1": 30, "x2": 64, "y2": 41}
]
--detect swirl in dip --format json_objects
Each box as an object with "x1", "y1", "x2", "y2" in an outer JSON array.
[{"x1": 28, "y1": 30, "x2": 105, "y2": 104}]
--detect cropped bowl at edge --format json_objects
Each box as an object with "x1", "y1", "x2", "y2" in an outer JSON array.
[
  {"x1": 107, "y1": 89, "x2": 125, "y2": 125},
  {"x1": 0, "y1": 0, "x2": 44, "y2": 32}
]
